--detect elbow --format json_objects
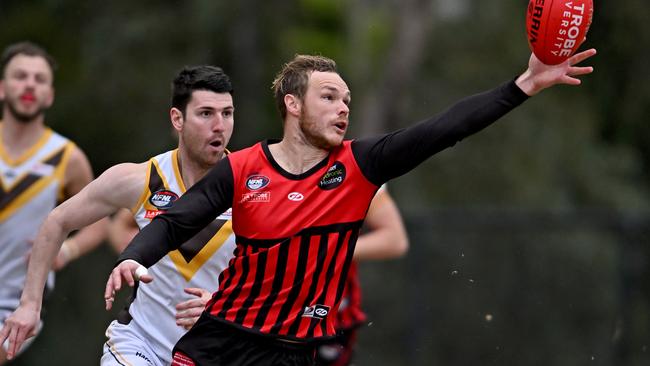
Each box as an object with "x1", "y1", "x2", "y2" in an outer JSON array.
[{"x1": 393, "y1": 234, "x2": 409, "y2": 257}]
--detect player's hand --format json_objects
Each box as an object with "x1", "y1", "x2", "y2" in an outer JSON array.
[
  {"x1": 175, "y1": 288, "x2": 212, "y2": 330},
  {"x1": 0, "y1": 304, "x2": 40, "y2": 360},
  {"x1": 104, "y1": 259, "x2": 153, "y2": 311},
  {"x1": 516, "y1": 48, "x2": 597, "y2": 96}
]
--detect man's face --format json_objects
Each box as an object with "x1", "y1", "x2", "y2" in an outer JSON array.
[
  {"x1": 0, "y1": 54, "x2": 54, "y2": 123},
  {"x1": 177, "y1": 90, "x2": 234, "y2": 169},
  {"x1": 298, "y1": 71, "x2": 350, "y2": 150}
]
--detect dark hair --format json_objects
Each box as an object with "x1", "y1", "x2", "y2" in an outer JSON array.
[
  {"x1": 271, "y1": 55, "x2": 338, "y2": 119},
  {"x1": 1, "y1": 41, "x2": 57, "y2": 79},
  {"x1": 171, "y1": 65, "x2": 233, "y2": 115}
]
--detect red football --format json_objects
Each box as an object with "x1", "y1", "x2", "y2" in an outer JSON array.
[{"x1": 526, "y1": 0, "x2": 594, "y2": 65}]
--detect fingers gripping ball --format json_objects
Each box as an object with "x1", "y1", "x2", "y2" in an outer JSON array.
[{"x1": 526, "y1": 0, "x2": 594, "y2": 65}]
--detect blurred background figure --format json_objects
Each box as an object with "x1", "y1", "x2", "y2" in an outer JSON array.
[
  {"x1": 0, "y1": 41, "x2": 107, "y2": 364},
  {"x1": 0, "y1": 65, "x2": 237, "y2": 366}
]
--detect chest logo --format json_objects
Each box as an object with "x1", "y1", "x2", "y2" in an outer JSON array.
[
  {"x1": 287, "y1": 192, "x2": 304, "y2": 201},
  {"x1": 246, "y1": 175, "x2": 270, "y2": 190},
  {"x1": 318, "y1": 161, "x2": 346, "y2": 190},
  {"x1": 149, "y1": 189, "x2": 179, "y2": 209}
]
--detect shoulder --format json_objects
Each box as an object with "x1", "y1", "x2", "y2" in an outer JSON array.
[{"x1": 98, "y1": 161, "x2": 149, "y2": 187}]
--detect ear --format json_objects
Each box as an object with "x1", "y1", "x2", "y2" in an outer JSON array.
[
  {"x1": 44, "y1": 86, "x2": 55, "y2": 108},
  {"x1": 0, "y1": 80, "x2": 5, "y2": 100},
  {"x1": 284, "y1": 94, "x2": 301, "y2": 117},
  {"x1": 170, "y1": 107, "x2": 184, "y2": 132}
]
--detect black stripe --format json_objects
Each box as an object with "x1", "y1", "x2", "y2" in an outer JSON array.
[
  {"x1": 287, "y1": 232, "x2": 328, "y2": 335},
  {"x1": 236, "y1": 236, "x2": 288, "y2": 249},
  {"x1": 234, "y1": 249, "x2": 268, "y2": 324},
  {"x1": 205, "y1": 246, "x2": 242, "y2": 311},
  {"x1": 106, "y1": 343, "x2": 128, "y2": 366},
  {"x1": 0, "y1": 148, "x2": 66, "y2": 211},
  {"x1": 177, "y1": 219, "x2": 228, "y2": 262},
  {"x1": 206, "y1": 250, "x2": 239, "y2": 312},
  {"x1": 148, "y1": 162, "x2": 165, "y2": 192},
  {"x1": 253, "y1": 240, "x2": 290, "y2": 329},
  {"x1": 216, "y1": 250, "x2": 251, "y2": 319},
  {"x1": 307, "y1": 228, "x2": 357, "y2": 336},
  {"x1": 269, "y1": 234, "x2": 312, "y2": 334},
  {"x1": 235, "y1": 220, "x2": 363, "y2": 248}
]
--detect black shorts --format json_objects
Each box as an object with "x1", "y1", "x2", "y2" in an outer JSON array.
[
  {"x1": 171, "y1": 313, "x2": 316, "y2": 366},
  {"x1": 314, "y1": 328, "x2": 358, "y2": 366}
]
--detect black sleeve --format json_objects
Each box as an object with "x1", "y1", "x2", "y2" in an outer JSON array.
[
  {"x1": 352, "y1": 79, "x2": 529, "y2": 185},
  {"x1": 117, "y1": 157, "x2": 235, "y2": 267}
]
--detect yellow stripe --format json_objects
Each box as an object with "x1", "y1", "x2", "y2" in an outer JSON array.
[
  {"x1": 55, "y1": 142, "x2": 75, "y2": 203},
  {"x1": 104, "y1": 326, "x2": 134, "y2": 366},
  {"x1": 0, "y1": 127, "x2": 53, "y2": 166},
  {"x1": 131, "y1": 159, "x2": 154, "y2": 214},
  {"x1": 169, "y1": 220, "x2": 233, "y2": 281},
  {"x1": 0, "y1": 174, "x2": 56, "y2": 222},
  {"x1": 0, "y1": 137, "x2": 66, "y2": 192},
  {"x1": 171, "y1": 149, "x2": 187, "y2": 193}
]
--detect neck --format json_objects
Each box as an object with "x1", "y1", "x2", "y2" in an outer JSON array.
[
  {"x1": 1, "y1": 112, "x2": 46, "y2": 159},
  {"x1": 175, "y1": 147, "x2": 213, "y2": 188},
  {"x1": 268, "y1": 133, "x2": 329, "y2": 175}
]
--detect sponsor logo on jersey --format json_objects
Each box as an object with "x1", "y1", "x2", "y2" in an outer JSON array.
[
  {"x1": 29, "y1": 162, "x2": 55, "y2": 177},
  {"x1": 149, "y1": 189, "x2": 179, "y2": 209},
  {"x1": 302, "y1": 304, "x2": 330, "y2": 319},
  {"x1": 318, "y1": 161, "x2": 346, "y2": 190},
  {"x1": 246, "y1": 175, "x2": 270, "y2": 190},
  {"x1": 287, "y1": 192, "x2": 304, "y2": 201},
  {"x1": 145, "y1": 210, "x2": 164, "y2": 219},
  {"x1": 241, "y1": 191, "x2": 271, "y2": 203}
]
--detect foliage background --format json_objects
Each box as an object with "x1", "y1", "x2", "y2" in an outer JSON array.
[{"x1": 1, "y1": 0, "x2": 649, "y2": 365}]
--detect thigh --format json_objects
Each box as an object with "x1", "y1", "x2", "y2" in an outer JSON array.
[{"x1": 102, "y1": 321, "x2": 163, "y2": 366}]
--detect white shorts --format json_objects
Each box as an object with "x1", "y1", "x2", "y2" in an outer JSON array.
[
  {"x1": 0, "y1": 308, "x2": 43, "y2": 356},
  {"x1": 101, "y1": 320, "x2": 165, "y2": 366}
]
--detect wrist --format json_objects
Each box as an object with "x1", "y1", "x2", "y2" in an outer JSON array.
[
  {"x1": 19, "y1": 298, "x2": 42, "y2": 313},
  {"x1": 515, "y1": 69, "x2": 539, "y2": 96},
  {"x1": 61, "y1": 238, "x2": 81, "y2": 263}
]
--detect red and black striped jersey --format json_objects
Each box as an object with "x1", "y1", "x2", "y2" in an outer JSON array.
[
  {"x1": 203, "y1": 140, "x2": 377, "y2": 340},
  {"x1": 119, "y1": 78, "x2": 529, "y2": 342},
  {"x1": 334, "y1": 262, "x2": 367, "y2": 332}
]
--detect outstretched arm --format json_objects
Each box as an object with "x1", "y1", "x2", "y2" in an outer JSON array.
[
  {"x1": 354, "y1": 188, "x2": 409, "y2": 260},
  {"x1": 353, "y1": 49, "x2": 597, "y2": 186},
  {"x1": 0, "y1": 162, "x2": 146, "y2": 360}
]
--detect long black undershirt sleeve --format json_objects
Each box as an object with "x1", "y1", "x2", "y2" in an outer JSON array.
[
  {"x1": 117, "y1": 157, "x2": 235, "y2": 268},
  {"x1": 352, "y1": 79, "x2": 529, "y2": 185}
]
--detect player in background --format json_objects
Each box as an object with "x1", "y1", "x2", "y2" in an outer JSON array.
[
  {"x1": 316, "y1": 185, "x2": 409, "y2": 366},
  {"x1": 0, "y1": 41, "x2": 107, "y2": 364},
  {"x1": 110, "y1": 48, "x2": 596, "y2": 366},
  {"x1": 0, "y1": 65, "x2": 236, "y2": 366}
]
